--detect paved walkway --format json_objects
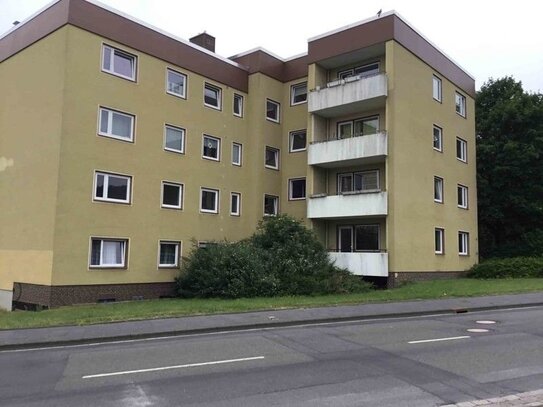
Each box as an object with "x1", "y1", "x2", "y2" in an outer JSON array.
[
  {"x1": 442, "y1": 389, "x2": 543, "y2": 406},
  {"x1": 1, "y1": 292, "x2": 542, "y2": 350}
]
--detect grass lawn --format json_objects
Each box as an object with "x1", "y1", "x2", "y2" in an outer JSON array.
[{"x1": 1, "y1": 278, "x2": 542, "y2": 330}]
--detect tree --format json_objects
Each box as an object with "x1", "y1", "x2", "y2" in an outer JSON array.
[{"x1": 476, "y1": 77, "x2": 543, "y2": 258}]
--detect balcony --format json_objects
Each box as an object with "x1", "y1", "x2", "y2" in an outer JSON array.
[
  {"x1": 308, "y1": 132, "x2": 387, "y2": 167},
  {"x1": 329, "y1": 252, "x2": 388, "y2": 277},
  {"x1": 308, "y1": 73, "x2": 387, "y2": 117},
  {"x1": 307, "y1": 191, "x2": 387, "y2": 219}
]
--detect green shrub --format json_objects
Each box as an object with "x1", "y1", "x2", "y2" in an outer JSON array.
[
  {"x1": 176, "y1": 215, "x2": 372, "y2": 298},
  {"x1": 467, "y1": 257, "x2": 543, "y2": 279}
]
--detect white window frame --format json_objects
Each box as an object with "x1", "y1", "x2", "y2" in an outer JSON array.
[
  {"x1": 455, "y1": 92, "x2": 466, "y2": 117},
  {"x1": 158, "y1": 240, "x2": 181, "y2": 268},
  {"x1": 166, "y1": 68, "x2": 187, "y2": 99},
  {"x1": 289, "y1": 178, "x2": 306, "y2": 201},
  {"x1": 233, "y1": 94, "x2": 244, "y2": 117},
  {"x1": 204, "y1": 82, "x2": 222, "y2": 110},
  {"x1": 265, "y1": 146, "x2": 279, "y2": 170},
  {"x1": 434, "y1": 176, "x2": 444, "y2": 203},
  {"x1": 98, "y1": 107, "x2": 135, "y2": 142},
  {"x1": 232, "y1": 142, "x2": 242, "y2": 166},
  {"x1": 101, "y1": 44, "x2": 137, "y2": 81},
  {"x1": 433, "y1": 125, "x2": 443, "y2": 152},
  {"x1": 457, "y1": 184, "x2": 468, "y2": 209},
  {"x1": 456, "y1": 137, "x2": 467, "y2": 162},
  {"x1": 161, "y1": 181, "x2": 183, "y2": 210},
  {"x1": 290, "y1": 82, "x2": 307, "y2": 106},
  {"x1": 93, "y1": 171, "x2": 132, "y2": 204},
  {"x1": 202, "y1": 135, "x2": 221, "y2": 161},
  {"x1": 230, "y1": 192, "x2": 241, "y2": 216},
  {"x1": 163, "y1": 124, "x2": 185, "y2": 154},
  {"x1": 435, "y1": 228, "x2": 445, "y2": 255},
  {"x1": 89, "y1": 237, "x2": 128, "y2": 268},
  {"x1": 266, "y1": 99, "x2": 280, "y2": 123},
  {"x1": 289, "y1": 129, "x2": 307, "y2": 152},
  {"x1": 200, "y1": 187, "x2": 219, "y2": 214},
  {"x1": 433, "y1": 75, "x2": 442, "y2": 102},
  {"x1": 458, "y1": 231, "x2": 469, "y2": 256},
  {"x1": 264, "y1": 194, "x2": 279, "y2": 216}
]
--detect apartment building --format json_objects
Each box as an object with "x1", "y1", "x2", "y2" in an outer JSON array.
[{"x1": 0, "y1": 0, "x2": 478, "y2": 310}]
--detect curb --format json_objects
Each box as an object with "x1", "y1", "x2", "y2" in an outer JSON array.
[{"x1": 2, "y1": 300, "x2": 543, "y2": 352}]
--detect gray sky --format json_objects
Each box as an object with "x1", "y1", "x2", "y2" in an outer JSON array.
[{"x1": 1, "y1": 0, "x2": 542, "y2": 92}]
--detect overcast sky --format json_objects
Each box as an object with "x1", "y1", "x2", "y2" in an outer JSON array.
[{"x1": 1, "y1": 0, "x2": 542, "y2": 92}]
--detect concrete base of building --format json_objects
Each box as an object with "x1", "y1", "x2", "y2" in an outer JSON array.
[
  {"x1": 12, "y1": 282, "x2": 177, "y2": 309},
  {"x1": 0, "y1": 289, "x2": 13, "y2": 311},
  {"x1": 387, "y1": 271, "x2": 467, "y2": 289}
]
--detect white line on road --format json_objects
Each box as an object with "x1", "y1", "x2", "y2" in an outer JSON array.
[
  {"x1": 408, "y1": 335, "x2": 471, "y2": 344},
  {"x1": 82, "y1": 356, "x2": 265, "y2": 379}
]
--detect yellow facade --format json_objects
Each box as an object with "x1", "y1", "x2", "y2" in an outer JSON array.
[{"x1": 0, "y1": 5, "x2": 477, "y2": 308}]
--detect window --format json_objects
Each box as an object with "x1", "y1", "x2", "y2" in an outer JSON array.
[
  {"x1": 200, "y1": 187, "x2": 219, "y2": 213},
  {"x1": 338, "y1": 62, "x2": 379, "y2": 79},
  {"x1": 94, "y1": 171, "x2": 131, "y2": 203},
  {"x1": 158, "y1": 241, "x2": 180, "y2": 268},
  {"x1": 204, "y1": 83, "x2": 222, "y2": 110},
  {"x1": 289, "y1": 178, "x2": 306, "y2": 200},
  {"x1": 161, "y1": 181, "x2": 183, "y2": 209},
  {"x1": 264, "y1": 194, "x2": 279, "y2": 216},
  {"x1": 433, "y1": 125, "x2": 443, "y2": 152},
  {"x1": 90, "y1": 238, "x2": 127, "y2": 268},
  {"x1": 166, "y1": 69, "x2": 187, "y2": 98},
  {"x1": 457, "y1": 184, "x2": 468, "y2": 209},
  {"x1": 435, "y1": 228, "x2": 444, "y2": 254},
  {"x1": 98, "y1": 107, "x2": 134, "y2": 142},
  {"x1": 434, "y1": 176, "x2": 443, "y2": 203},
  {"x1": 233, "y1": 94, "x2": 243, "y2": 117},
  {"x1": 266, "y1": 99, "x2": 280, "y2": 123},
  {"x1": 433, "y1": 75, "x2": 442, "y2": 102},
  {"x1": 265, "y1": 147, "x2": 279, "y2": 169},
  {"x1": 291, "y1": 82, "x2": 307, "y2": 105},
  {"x1": 289, "y1": 130, "x2": 307, "y2": 152},
  {"x1": 455, "y1": 92, "x2": 466, "y2": 117},
  {"x1": 456, "y1": 137, "x2": 467, "y2": 162},
  {"x1": 230, "y1": 192, "x2": 241, "y2": 216},
  {"x1": 337, "y1": 116, "x2": 379, "y2": 139},
  {"x1": 355, "y1": 225, "x2": 380, "y2": 251},
  {"x1": 202, "y1": 135, "x2": 220, "y2": 161},
  {"x1": 458, "y1": 232, "x2": 469, "y2": 255},
  {"x1": 232, "y1": 142, "x2": 242, "y2": 166},
  {"x1": 101, "y1": 45, "x2": 136, "y2": 81},
  {"x1": 164, "y1": 125, "x2": 185, "y2": 153},
  {"x1": 338, "y1": 170, "x2": 379, "y2": 194}
]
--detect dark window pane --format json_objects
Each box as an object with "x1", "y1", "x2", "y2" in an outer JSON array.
[
  {"x1": 95, "y1": 174, "x2": 105, "y2": 198},
  {"x1": 264, "y1": 196, "x2": 277, "y2": 215},
  {"x1": 90, "y1": 240, "x2": 101, "y2": 265},
  {"x1": 290, "y1": 179, "x2": 306, "y2": 199},
  {"x1": 266, "y1": 101, "x2": 278, "y2": 120},
  {"x1": 107, "y1": 176, "x2": 128, "y2": 200},
  {"x1": 160, "y1": 243, "x2": 177, "y2": 265},
  {"x1": 203, "y1": 137, "x2": 219, "y2": 158},
  {"x1": 100, "y1": 110, "x2": 109, "y2": 134},
  {"x1": 292, "y1": 84, "x2": 307, "y2": 104},
  {"x1": 355, "y1": 225, "x2": 379, "y2": 251},
  {"x1": 265, "y1": 148, "x2": 277, "y2": 167},
  {"x1": 163, "y1": 184, "x2": 181, "y2": 207},
  {"x1": 291, "y1": 131, "x2": 306, "y2": 151},
  {"x1": 165, "y1": 127, "x2": 183, "y2": 151},
  {"x1": 231, "y1": 194, "x2": 239, "y2": 213},
  {"x1": 205, "y1": 86, "x2": 219, "y2": 106},
  {"x1": 202, "y1": 190, "x2": 217, "y2": 211},
  {"x1": 339, "y1": 174, "x2": 353, "y2": 193}
]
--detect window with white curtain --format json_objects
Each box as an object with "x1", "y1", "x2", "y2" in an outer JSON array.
[{"x1": 90, "y1": 238, "x2": 127, "y2": 268}]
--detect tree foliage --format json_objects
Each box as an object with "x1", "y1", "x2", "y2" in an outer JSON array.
[
  {"x1": 476, "y1": 77, "x2": 543, "y2": 257},
  {"x1": 176, "y1": 215, "x2": 372, "y2": 298}
]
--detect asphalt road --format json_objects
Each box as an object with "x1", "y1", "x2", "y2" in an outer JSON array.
[{"x1": 1, "y1": 306, "x2": 543, "y2": 407}]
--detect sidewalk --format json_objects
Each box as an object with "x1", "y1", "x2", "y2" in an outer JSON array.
[{"x1": 1, "y1": 292, "x2": 542, "y2": 350}]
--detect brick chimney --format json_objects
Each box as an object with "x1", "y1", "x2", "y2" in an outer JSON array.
[{"x1": 189, "y1": 32, "x2": 215, "y2": 53}]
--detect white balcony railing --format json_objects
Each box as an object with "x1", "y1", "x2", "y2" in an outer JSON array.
[
  {"x1": 329, "y1": 252, "x2": 388, "y2": 277},
  {"x1": 308, "y1": 132, "x2": 387, "y2": 167},
  {"x1": 307, "y1": 191, "x2": 387, "y2": 219},
  {"x1": 308, "y1": 73, "x2": 387, "y2": 117}
]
